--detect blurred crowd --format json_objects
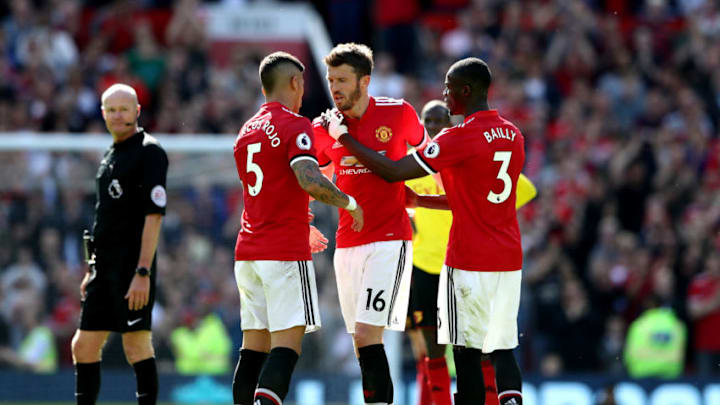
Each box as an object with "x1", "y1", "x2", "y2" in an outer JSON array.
[{"x1": 1, "y1": 0, "x2": 720, "y2": 379}]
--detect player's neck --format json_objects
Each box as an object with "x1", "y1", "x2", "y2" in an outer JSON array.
[
  {"x1": 266, "y1": 94, "x2": 297, "y2": 113},
  {"x1": 344, "y1": 94, "x2": 370, "y2": 119},
  {"x1": 464, "y1": 101, "x2": 490, "y2": 117}
]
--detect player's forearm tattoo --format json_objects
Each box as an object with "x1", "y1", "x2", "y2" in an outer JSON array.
[{"x1": 292, "y1": 160, "x2": 349, "y2": 208}]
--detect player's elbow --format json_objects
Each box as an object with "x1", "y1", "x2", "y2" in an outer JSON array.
[
  {"x1": 379, "y1": 169, "x2": 407, "y2": 183},
  {"x1": 301, "y1": 182, "x2": 324, "y2": 199}
]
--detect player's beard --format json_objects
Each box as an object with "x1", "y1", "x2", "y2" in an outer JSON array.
[{"x1": 337, "y1": 83, "x2": 361, "y2": 112}]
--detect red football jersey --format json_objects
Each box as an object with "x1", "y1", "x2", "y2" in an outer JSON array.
[
  {"x1": 413, "y1": 110, "x2": 525, "y2": 271},
  {"x1": 234, "y1": 102, "x2": 317, "y2": 261},
  {"x1": 313, "y1": 96, "x2": 427, "y2": 248}
]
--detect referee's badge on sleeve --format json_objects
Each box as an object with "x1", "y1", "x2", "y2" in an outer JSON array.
[
  {"x1": 151, "y1": 185, "x2": 167, "y2": 207},
  {"x1": 296, "y1": 133, "x2": 312, "y2": 150}
]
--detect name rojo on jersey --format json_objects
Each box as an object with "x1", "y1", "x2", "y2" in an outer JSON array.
[
  {"x1": 233, "y1": 102, "x2": 318, "y2": 261},
  {"x1": 313, "y1": 96, "x2": 428, "y2": 248},
  {"x1": 413, "y1": 110, "x2": 525, "y2": 272}
]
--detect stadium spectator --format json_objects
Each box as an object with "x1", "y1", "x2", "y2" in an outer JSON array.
[{"x1": 687, "y1": 251, "x2": 720, "y2": 376}]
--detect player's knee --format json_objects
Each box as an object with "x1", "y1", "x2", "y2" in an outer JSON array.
[
  {"x1": 353, "y1": 323, "x2": 383, "y2": 347},
  {"x1": 122, "y1": 338, "x2": 154, "y2": 364},
  {"x1": 71, "y1": 333, "x2": 102, "y2": 362}
]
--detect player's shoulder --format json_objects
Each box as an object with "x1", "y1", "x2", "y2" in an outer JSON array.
[
  {"x1": 497, "y1": 113, "x2": 522, "y2": 132},
  {"x1": 141, "y1": 133, "x2": 165, "y2": 153},
  {"x1": 373, "y1": 96, "x2": 409, "y2": 109},
  {"x1": 141, "y1": 133, "x2": 168, "y2": 163},
  {"x1": 276, "y1": 108, "x2": 312, "y2": 136},
  {"x1": 277, "y1": 106, "x2": 311, "y2": 126},
  {"x1": 432, "y1": 127, "x2": 456, "y2": 143}
]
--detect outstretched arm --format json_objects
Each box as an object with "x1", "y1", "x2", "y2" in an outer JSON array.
[
  {"x1": 338, "y1": 133, "x2": 427, "y2": 182},
  {"x1": 322, "y1": 110, "x2": 426, "y2": 182},
  {"x1": 292, "y1": 159, "x2": 363, "y2": 231},
  {"x1": 405, "y1": 185, "x2": 450, "y2": 210}
]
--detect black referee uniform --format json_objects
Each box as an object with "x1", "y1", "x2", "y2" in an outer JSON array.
[{"x1": 80, "y1": 129, "x2": 168, "y2": 332}]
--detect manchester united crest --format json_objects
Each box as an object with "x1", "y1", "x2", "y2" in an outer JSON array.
[{"x1": 375, "y1": 126, "x2": 393, "y2": 143}]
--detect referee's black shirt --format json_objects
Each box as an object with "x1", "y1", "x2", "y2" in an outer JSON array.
[{"x1": 92, "y1": 129, "x2": 168, "y2": 252}]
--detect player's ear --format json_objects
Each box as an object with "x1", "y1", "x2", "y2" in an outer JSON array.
[
  {"x1": 360, "y1": 75, "x2": 370, "y2": 90},
  {"x1": 136, "y1": 104, "x2": 141, "y2": 118}
]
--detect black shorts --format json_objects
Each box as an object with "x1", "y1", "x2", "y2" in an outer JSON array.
[
  {"x1": 406, "y1": 265, "x2": 440, "y2": 329},
  {"x1": 79, "y1": 248, "x2": 156, "y2": 333}
]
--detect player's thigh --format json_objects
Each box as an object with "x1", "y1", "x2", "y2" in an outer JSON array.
[
  {"x1": 438, "y1": 266, "x2": 493, "y2": 347},
  {"x1": 235, "y1": 260, "x2": 269, "y2": 331},
  {"x1": 260, "y1": 260, "x2": 321, "y2": 333},
  {"x1": 441, "y1": 269, "x2": 520, "y2": 352},
  {"x1": 408, "y1": 266, "x2": 440, "y2": 329},
  {"x1": 333, "y1": 245, "x2": 368, "y2": 333},
  {"x1": 482, "y1": 270, "x2": 521, "y2": 353},
  {"x1": 356, "y1": 240, "x2": 413, "y2": 331},
  {"x1": 79, "y1": 272, "x2": 124, "y2": 332},
  {"x1": 71, "y1": 329, "x2": 111, "y2": 362},
  {"x1": 121, "y1": 330, "x2": 154, "y2": 364}
]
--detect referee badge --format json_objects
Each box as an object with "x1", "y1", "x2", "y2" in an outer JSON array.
[
  {"x1": 375, "y1": 126, "x2": 393, "y2": 143},
  {"x1": 151, "y1": 185, "x2": 167, "y2": 207},
  {"x1": 108, "y1": 179, "x2": 123, "y2": 199}
]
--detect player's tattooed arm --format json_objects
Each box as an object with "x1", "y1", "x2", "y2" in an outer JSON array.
[
  {"x1": 292, "y1": 159, "x2": 350, "y2": 207},
  {"x1": 292, "y1": 159, "x2": 363, "y2": 231},
  {"x1": 337, "y1": 133, "x2": 427, "y2": 182}
]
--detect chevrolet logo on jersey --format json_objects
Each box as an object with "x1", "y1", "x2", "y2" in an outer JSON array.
[
  {"x1": 375, "y1": 126, "x2": 393, "y2": 143},
  {"x1": 340, "y1": 155, "x2": 364, "y2": 167},
  {"x1": 340, "y1": 151, "x2": 386, "y2": 167}
]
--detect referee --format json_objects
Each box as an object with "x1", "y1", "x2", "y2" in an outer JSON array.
[{"x1": 71, "y1": 83, "x2": 168, "y2": 405}]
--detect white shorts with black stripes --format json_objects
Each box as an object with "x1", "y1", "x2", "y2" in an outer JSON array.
[
  {"x1": 334, "y1": 240, "x2": 413, "y2": 333},
  {"x1": 234, "y1": 260, "x2": 320, "y2": 333},
  {"x1": 437, "y1": 266, "x2": 521, "y2": 353}
]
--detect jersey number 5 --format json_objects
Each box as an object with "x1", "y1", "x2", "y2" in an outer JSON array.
[
  {"x1": 487, "y1": 151, "x2": 512, "y2": 204},
  {"x1": 246, "y1": 143, "x2": 263, "y2": 196}
]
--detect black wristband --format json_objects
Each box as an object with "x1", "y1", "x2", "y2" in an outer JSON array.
[{"x1": 135, "y1": 266, "x2": 151, "y2": 277}]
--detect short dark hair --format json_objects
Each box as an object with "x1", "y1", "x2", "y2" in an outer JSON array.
[
  {"x1": 324, "y1": 43, "x2": 374, "y2": 78},
  {"x1": 259, "y1": 52, "x2": 305, "y2": 93},
  {"x1": 450, "y1": 57, "x2": 492, "y2": 94},
  {"x1": 421, "y1": 100, "x2": 449, "y2": 117}
]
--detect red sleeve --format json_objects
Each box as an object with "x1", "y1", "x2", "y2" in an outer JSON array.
[
  {"x1": 286, "y1": 118, "x2": 318, "y2": 167},
  {"x1": 412, "y1": 129, "x2": 468, "y2": 174},
  {"x1": 402, "y1": 101, "x2": 428, "y2": 148},
  {"x1": 312, "y1": 117, "x2": 334, "y2": 167}
]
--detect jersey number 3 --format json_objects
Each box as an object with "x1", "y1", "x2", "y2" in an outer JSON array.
[
  {"x1": 487, "y1": 151, "x2": 512, "y2": 204},
  {"x1": 247, "y1": 143, "x2": 263, "y2": 196}
]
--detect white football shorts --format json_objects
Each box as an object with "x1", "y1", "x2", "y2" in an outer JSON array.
[
  {"x1": 234, "y1": 260, "x2": 320, "y2": 333},
  {"x1": 334, "y1": 240, "x2": 413, "y2": 333},
  {"x1": 437, "y1": 266, "x2": 521, "y2": 353}
]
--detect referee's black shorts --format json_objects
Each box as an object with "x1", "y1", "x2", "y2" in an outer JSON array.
[
  {"x1": 406, "y1": 265, "x2": 440, "y2": 329},
  {"x1": 79, "y1": 247, "x2": 156, "y2": 333}
]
